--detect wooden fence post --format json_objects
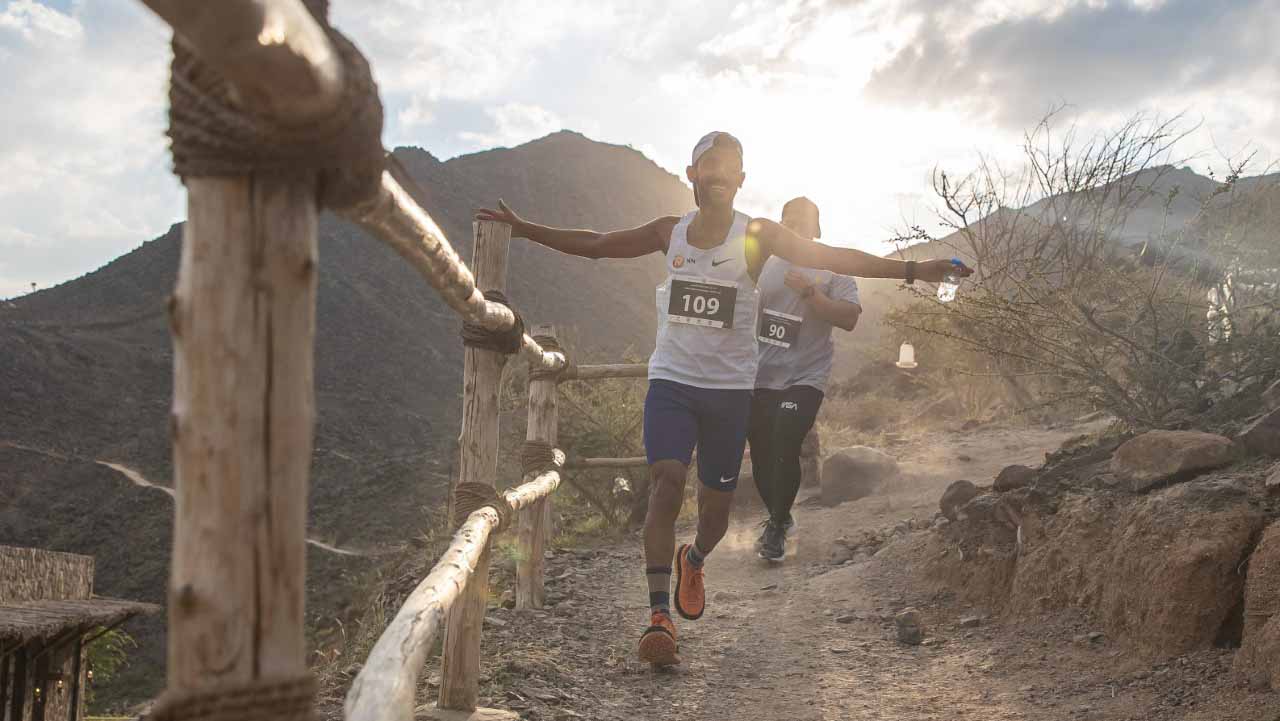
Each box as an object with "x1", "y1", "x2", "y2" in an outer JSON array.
[
  {"x1": 436, "y1": 221, "x2": 511, "y2": 716},
  {"x1": 517, "y1": 324, "x2": 559, "y2": 609},
  {"x1": 166, "y1": 176, "x2": 318, "y2": 693}
]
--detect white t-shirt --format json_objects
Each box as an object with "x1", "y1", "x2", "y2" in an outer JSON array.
[{"x1": 753, "y1": 255, "x2": 860, "y2": 393}]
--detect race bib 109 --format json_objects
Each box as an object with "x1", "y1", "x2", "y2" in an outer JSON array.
[
  {"x1": 757, "y1": 308, "x2": 802, "y2": 348},
  {"x1": 668, "y1": 277, "x2": 738, "y2": 328}
]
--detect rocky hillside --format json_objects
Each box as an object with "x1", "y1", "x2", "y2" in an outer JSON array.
[{"x1": 0, "y1": 131, "x2": 691, "y2": 708}]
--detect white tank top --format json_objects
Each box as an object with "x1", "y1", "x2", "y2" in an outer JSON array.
[{"x1": 648, "y1": 211, "x2": 759, "y2": 390}]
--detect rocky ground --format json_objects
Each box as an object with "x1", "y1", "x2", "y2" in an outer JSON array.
[{"x1": 336, "y1": 418, "x2": 1280, "y2": 721}]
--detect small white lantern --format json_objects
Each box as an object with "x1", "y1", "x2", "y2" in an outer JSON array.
[{"x1": 896, "y1": 342, "x2": 918, "y2": 369}]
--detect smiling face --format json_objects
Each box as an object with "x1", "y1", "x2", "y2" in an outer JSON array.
[{"x1": 687, "y1": 141, "x2": 745, "y2": 211}]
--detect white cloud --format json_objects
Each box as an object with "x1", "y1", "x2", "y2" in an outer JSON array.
[
  {"x1": 1, "y1": 0, "x2": 1276, "y2": 297},
  {"x1": 0, "y1": 0, "x2": 82, "y2": 43},
  {"x1": 458, "y1": 103, "x2": 563, "y2": 150},
  {"x1": 0, "y1": 0, "x2": 180, "y2": 298}
]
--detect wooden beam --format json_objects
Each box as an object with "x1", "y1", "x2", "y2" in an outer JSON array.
[
  {"x1": 342, "y1": 174, "x2": 565, "y2": 374},
  {"x1": 437, "y1": 221, "x2": 511, "y2": 712},
  {"x1": 9, "y1": 647, "x2": 25, "y2": 721},
  {"x1": 564, "y1": 456, "x2": 648, "y2": 470},
  {"x1": 559, "y1": 363, "x2": 647, "y2": 382},
  {"x1": 68, "y1": 636, "x2": 83, "y2": 721},
  {"x1": 517, "y1": 324, "x2": 560, "y2": 610},
  {"x1": 139, "y1": 0, "x2": 343, "y2": 125},
  {"x1": 345, "y1": 463, "x2": 563, "y2": 721},
  {"x1": 166, "y1": 176, "x2": 317, "y2": 691}
]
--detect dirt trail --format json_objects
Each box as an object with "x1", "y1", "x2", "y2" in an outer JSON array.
[{"x1": 467, "y1": 420, "x2": 1280, "y2": 721}]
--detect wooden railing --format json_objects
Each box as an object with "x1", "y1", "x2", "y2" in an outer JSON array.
[
  {"x1": 134, "y1": 4, "x2": 821, "y2": 720},
  {"x1": 134, "y1": 3, "x2": 578, "y2": 721}
]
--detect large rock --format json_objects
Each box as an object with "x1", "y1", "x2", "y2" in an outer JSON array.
[
  {"x1": 895, "y1": 608, "x2": 924, "y2": 645},
  {"x1": 939, "y1": 480, "x2": 980, "y2": 521},
  {"x1": 1240, "y1": 408, "x2": 1280, "y2": 456},
  {"x1": 820, "y1": 446, "x2": 899, "y2": 506},
  {"x1": 1110, "y1": 430, "x2": 1238, "y2": 492},
  {"x1": 994, "y1": 464, "x2": 1036, "y2": 492},
  {"x1": 1010, "y1": 479, "x2": 1265, "y2": 659},
  {"x1": 1235, "y1": 522, "x2": 1280, "y2": 690}
]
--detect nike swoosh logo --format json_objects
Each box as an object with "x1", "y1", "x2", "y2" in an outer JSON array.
[
  {"x1": 711, "y1": 258, "x2": 732, "y2": 267},
  {"x1": 719, "y1": 476, "x2": 736, "y2": 485}
]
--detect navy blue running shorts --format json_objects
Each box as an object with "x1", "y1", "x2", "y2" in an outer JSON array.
[{"x1": 643, "y1": 379, "x2": 752, "y2": 491}]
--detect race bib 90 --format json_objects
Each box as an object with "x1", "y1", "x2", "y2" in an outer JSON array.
[
  {"x1": 668, "y1": 277, "x2": 738, "y2": 328},
  {"x1": 757, "y1": 308, "x2": 802, "y2": 348}
]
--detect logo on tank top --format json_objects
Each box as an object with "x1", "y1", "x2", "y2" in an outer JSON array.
[
  {"x1": 711, "y1": 257, "x2": 732, "y2": 267},
  {"x1": 673, "y1": 255, "x2": 686, "y2": 269}
]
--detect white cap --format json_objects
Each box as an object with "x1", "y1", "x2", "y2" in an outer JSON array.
[{"x1": 691, "y1": 131, "x2": 743, "y2": 167}]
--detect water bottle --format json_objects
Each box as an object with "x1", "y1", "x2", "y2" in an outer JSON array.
[{"x1": 937, "y1": 258, "x2": 963, "y2": 303}]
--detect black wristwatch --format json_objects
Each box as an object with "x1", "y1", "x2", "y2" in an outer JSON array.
[{"x1": 904, "y1": 260, "x2": 916, "y2": 285}]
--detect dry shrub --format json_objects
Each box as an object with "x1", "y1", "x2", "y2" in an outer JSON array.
[{"x1": 891, "y1": 111, "x2": 1280, "y2": 429}]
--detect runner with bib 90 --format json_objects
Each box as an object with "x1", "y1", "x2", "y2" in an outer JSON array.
[
  {"x1": 750, "y1": 197, "x2": 861, "y2": 563},
  {"x1": 476, "y1": 131, "x2": 970, "y2": 667}
]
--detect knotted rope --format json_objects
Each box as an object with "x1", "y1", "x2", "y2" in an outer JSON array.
[
  {"x1": 452, "y1": 482, "x2": 513, "y2": 531},
  {"x1": 521, "y1": 440, "x2": 559, "y2": 476},
  {"x1": 529, "y1": 333, "x2": 567, "y2": 380},
  {"x1": 460, "y1": 290, "x2": 525, "y2": 354},
  {"x1": 167, "y1": 0, "x2": 384, "y2": 209},
  {"x1": 146, "y1": 676, "x2": 316, "y2": 721}
]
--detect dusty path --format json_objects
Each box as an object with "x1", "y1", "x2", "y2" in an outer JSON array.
[{"x1": 463, "y1": 420, "x2": 1280, "y2": 721}]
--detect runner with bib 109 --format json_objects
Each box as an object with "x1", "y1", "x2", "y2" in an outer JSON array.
[{"x1": 476, "y1": 131, "x2": 970, "y2": 668}]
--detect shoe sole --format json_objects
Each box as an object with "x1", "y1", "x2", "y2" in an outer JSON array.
[
  {"x1": 638, "y1": 628, "x2": 681, "y2": 667},
  {"x1": 673, "y1": 543, "x2": 705, "y2": 621},
  {"x1": 758, "y1": 550, "x2": 785, "y2": 563}
]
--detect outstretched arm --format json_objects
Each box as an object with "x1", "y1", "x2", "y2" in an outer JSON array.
[
  {"x1": 748, "y1": 219, "x2": 969, "y2": 282},
  {"x1": 476, "y1": 200, "x2": 676, "y2": 260}
]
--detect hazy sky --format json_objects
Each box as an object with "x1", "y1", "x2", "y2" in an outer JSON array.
[{"x1": 2, "y1": 0, "x2": 1277, "y2": 298}]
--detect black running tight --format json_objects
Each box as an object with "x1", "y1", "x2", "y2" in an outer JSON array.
[{"x1": 747, "y1": 385, "x2": 823, "y2": 525}]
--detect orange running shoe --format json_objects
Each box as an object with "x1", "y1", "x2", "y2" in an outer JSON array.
[
  {"x1": 638, "y1": 611, "x2": 680, "y2": 666},
  {"x1": 674, "y1": 543, "x2": 706, "y2": 620}
]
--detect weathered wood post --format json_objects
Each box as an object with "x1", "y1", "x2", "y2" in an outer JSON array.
[
  {"x1": 436, "y1": 220, "x2": 512, "y2": 717},
  {"x1": 517, "y1": 324, "x2": 560, "y2": 609},
  {"x1": 165, "y1": 176, "x2": 319, "y2": 696},
  {"x1": 144, "y1": 4, "x2": 343, "y2": 713}
]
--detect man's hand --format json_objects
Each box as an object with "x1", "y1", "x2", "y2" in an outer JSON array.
[
  {"x1": 475, "y1": 199, "x2": 526, "y2": 235},
  {"x1": 783, "y1": 270, "x2": 817, "y2": 295},
  {"x1": 916, "y1": 259, "x2": 973, "y2": 283}
]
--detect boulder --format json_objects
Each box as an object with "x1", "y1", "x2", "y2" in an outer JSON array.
[
  {"x1": 820, "y1": 446, "x2": 899, "y2": 506},
  {"x1": 1235, "y1": 522, "x2": 1280, "y2": 690},
  {"x1": 1010, "y1": 479, "x2": 1265, "y2": 659},
  {"x1": 1109, "y1": 430, "x2": 1238, "y2": 492},
  {"x1": 956, "y1": 494, "x2": 1004, "y2": 524},
  {"x1": 994, "y1": 464, "x2": 1037, "y2": 492},
  {"x1": 939, "y1": 480, "x2": 980, "y2": 521},
  {"x1": 1240, "y1": 408, "x2": 1280, "y2": 457},
  {"x1": 895, "y1": 608, "x2": 924, "y2": 645},
  {"x1": 730, "y1": 466, "x2": 766, "y2": 510}
]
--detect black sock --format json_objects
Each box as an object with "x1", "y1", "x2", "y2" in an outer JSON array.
[{"x1": 685, "y1": 541, "x2": 708, "y2": 568}]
